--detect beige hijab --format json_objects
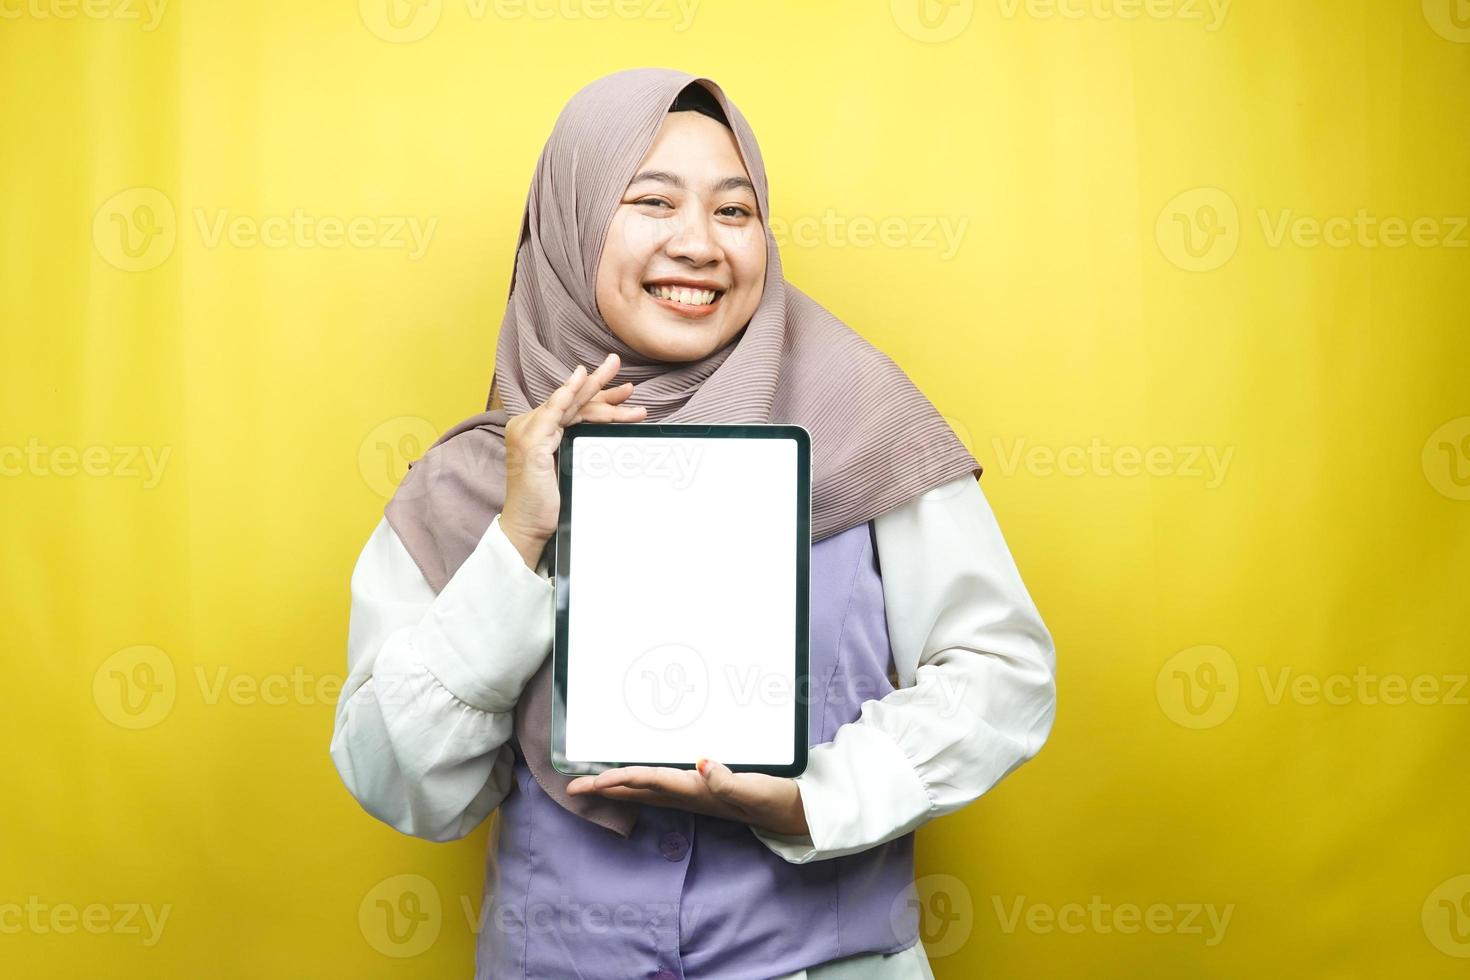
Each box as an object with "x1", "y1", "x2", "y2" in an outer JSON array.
[{"x1": 384, "y1": 67, "x2": 980, "y2": 838}]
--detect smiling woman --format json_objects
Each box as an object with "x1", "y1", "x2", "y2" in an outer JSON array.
[
  {"x1": 595, "y1": 82, "x2": 767, "y2": 362},
  {"x1": 329, "y1": 67, "x2": 1057, "y2": 980}
]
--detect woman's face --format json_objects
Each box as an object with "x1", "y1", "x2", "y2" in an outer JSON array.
[{"x1": 595, "y1": 109, "x2": 767, "y2": 363}]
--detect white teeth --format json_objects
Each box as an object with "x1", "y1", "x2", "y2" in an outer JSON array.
[{"x1": 648, "y1": 284, "x2": 718, "y2": 306}]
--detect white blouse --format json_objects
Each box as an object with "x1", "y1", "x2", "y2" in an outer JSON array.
[{"x1": 329, "y1": 474, "x2": 1057, "y2": 979}]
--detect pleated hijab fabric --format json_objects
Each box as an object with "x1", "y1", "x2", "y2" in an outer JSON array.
[{"x1": 384, "y1": 67, "x2": 981, "y2": 838}]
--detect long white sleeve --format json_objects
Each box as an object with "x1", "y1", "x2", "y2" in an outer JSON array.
[
  {"x1": 329, "y1": 513, "x2": 555, "y2": 842},
  {"x1": 750, "y1": 475, "x2": 1057, "y2": 864}
]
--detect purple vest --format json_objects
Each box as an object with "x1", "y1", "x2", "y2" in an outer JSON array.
[{"x1": 477, "y1": 521, "x2": 919, "y2": 979}]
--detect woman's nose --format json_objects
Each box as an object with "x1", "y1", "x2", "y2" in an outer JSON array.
[{"x1": 664, "y1": 209, "x2": 720, "y2": 265}]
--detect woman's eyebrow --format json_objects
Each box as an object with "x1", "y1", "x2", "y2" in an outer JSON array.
[{"x1": 629, "y1": 170, "x2": 756, "y2": 195}]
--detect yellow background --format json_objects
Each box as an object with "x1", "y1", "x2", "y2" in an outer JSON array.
[{"x1": 3, "y1": 0, "x2": 1468, "y2": 975}]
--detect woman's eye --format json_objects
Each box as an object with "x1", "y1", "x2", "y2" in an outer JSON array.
[
  {"x1": 634, "y1": 197, "x2": 672, "y2": 209},
  {"x1": 717, "y1": 205, "x2": 753, "y2": 219}
]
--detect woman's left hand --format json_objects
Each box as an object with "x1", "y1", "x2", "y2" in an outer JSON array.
[{"x1": 566, "y1": 758, "x2": 810, "y2": 837}]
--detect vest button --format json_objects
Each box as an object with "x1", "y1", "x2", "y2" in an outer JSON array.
[{"x1": 658, "y1": 830, "x2": 689, "y2": 862}]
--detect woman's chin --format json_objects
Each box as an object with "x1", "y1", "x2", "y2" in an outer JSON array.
[
  {"x1": 622, "y1": 309, "x2": 723, "y2": 360},
  {"x1": 606, "y1": 294, "x2": 750, "y2": 363},
  {"x1": 632, "y1": 326, "x2": 724, "y2": 364}
]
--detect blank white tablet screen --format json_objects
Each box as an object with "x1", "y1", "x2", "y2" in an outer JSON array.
[{"x1": 564, "y1": 434, "x2": 798, "y2": 767}]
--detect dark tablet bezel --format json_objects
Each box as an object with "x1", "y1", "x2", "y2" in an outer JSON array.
[{"x1": 550, "y1": 422, "x2": 811, "y2": 778}]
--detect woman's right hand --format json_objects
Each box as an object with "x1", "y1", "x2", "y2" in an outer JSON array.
[{"x1": 499, "y1": 353, "x2": 646, "y2": 569}]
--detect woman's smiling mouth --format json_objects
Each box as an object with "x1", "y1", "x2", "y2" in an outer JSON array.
[{"x1": 643, "y1": 280, "x2": 726, "y2": 318}]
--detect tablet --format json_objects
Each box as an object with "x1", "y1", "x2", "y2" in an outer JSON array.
[{"x1": 550, "y1": 423, "x2": 810, "y2": 778}]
